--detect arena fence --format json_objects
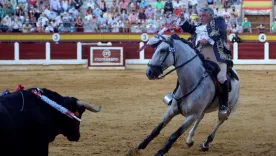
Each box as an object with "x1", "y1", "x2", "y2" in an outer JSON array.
[{"x1": 0, "y1": 41, "x2": 276, "y2": 69}]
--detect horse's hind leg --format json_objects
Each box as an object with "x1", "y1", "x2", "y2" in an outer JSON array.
[
  {"x1": 200, "y1": 119, "x2": 224, "y2": 151},
  {"x1": 154, "y1": 114, "x2": 198, "y2": 156},
  {"x1": 127, "y1": 107, "x2": 178, "y2": 155},
  {"x1": 186, "y1": 113, "x2": 205, "y2": 147}
]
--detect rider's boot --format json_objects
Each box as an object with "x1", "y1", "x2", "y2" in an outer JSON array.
[{"x1": 218, "y1": 80, "x2": 230, "y2": 121}]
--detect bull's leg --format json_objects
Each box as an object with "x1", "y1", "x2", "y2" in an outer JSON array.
[
  {"x1": 186, "y1": 113, "x2": 205, "y2": 147},
  {"x1": 127, "y1": 107, "x2": 178, "y2": 156},
  {"x1": 154, "y1": 115, "x2": 197, "y2": 156},
  {"x1": 200, "y1": 119, "x2": 224, "y2": 151}
]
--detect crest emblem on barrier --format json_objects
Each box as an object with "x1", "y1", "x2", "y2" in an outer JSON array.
[{"x1": 102, "y1": 49, "x2": 111, "y2": 58}]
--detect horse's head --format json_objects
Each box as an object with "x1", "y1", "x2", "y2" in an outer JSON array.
[{"x1": 146, "y1": 35, "x2": 176, "y2": 80}]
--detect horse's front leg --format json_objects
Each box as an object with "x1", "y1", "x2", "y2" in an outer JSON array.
[
  {"x1": 154, "y1": 114, "x2": 198, "y2": 156},
  {"x1": 126, "y1": 106, "x2": 178, "y2": 156},
  {"x1": 200, "y1": 119, "x2": 224, "y2": 151},
  {"x1": 186, "y1": 113, "x2": 205, "y2": 147}
]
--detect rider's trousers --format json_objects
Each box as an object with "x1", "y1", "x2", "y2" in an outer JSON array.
[{"x1": 200, "y1": 45, "x2": 227, "y2": 84}]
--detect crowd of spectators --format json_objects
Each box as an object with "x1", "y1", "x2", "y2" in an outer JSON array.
[{"x1": 0, "y1": 0, "x2": 267, "y2": 34}]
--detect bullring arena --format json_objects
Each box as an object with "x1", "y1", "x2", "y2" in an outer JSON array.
[
  {"x1": 1, "y1": 33, "x2": 276, "y2": 156},
  {"x1": 0, "y1": 68, "x2": 276, "y2": 156}
]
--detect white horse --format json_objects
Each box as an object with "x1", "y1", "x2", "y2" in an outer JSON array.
[{"x1": 127, "y1": 34, "x2": 240, "y2": 156}]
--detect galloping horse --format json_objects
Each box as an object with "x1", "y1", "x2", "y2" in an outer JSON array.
[{"x1": 127, "y1": 34, "x2": 240, "y2": 156}]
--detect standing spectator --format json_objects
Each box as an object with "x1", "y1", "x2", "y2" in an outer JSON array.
[
  {"x1": 241, "y1": 17, "x2": 252, "y2": 33},
  {"x1": 164, "y1": 0, "x2": 173, "y2": 15}
]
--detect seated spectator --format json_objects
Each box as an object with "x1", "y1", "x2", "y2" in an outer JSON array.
[
  {"x1": 138, "y1": 9, "x2": 146, "y2": 20},
  {"x1": 103, "y1": 8, "x2": 112, "y2": 19},
  {"x1": 93, "y1": 7, "x2": 102, "y2": 17},
  {"x1": 50, "y1": 0, "x2": 61, "y2": 14},
  {"x1": 118, "y1": 20, "x2": 124, "y2": 32},
  {"x1": 36, "y1": 18, "x2": 44, "y2": 32},
  {"x1": 69, "y1": 24, "x2": 76, "y2": 32},
  {"x1": 164, "y1": 0, "x2": 173, "y2": 15},
  {"x1": 11, "y1": 16, "x2": 22, "y2": 32},
  {"x1": 230, "y1": 23, "x2": 239, "y2": 34},
  {"x1": 223, "y1": 0, "x2": 230, "y2": 8},
  {"x1": 61, "y1": 0, "x2": 70, "y2": 12},
  {"x1": 45, "y1": 22, "x2": 54, "y2": 32},
  {"x1": 256, "y1": 23, "x2": 265, "y2": 34},
  {"x1": 241, "y1": 17, "x2": 252, "y2": 33},
  {"x1": 0, "y1": 5, "x2": 3, "y2": 21},
  {"x1": 174, "y1": 6, "x2": 183, "y2": 16},
  {"x1": 98, "y1": 0, "x2": 107, "y2": 12},
  {"x1": 139, "y1": 0, "x2": 147, "y2": 9},
  {"x1": 123, "y1": 19, "x2": 130, "y2": 32},
  {"x1": 155, "y1": 0, "x2": 163, "y2": 17},
  {"x1": 146, "y1": 23, "x2": 155, "y2": 33},
  {"x1": 145, "y1": 5, "x2": 155, "y2": 19},
  {"x1": 128, "y1": 10, "x2": 138, "y2": 24},
  {"x1": 0, "y1": 14, "x2": 11, "y2": 32},
  {"x1": 119, "y1": 0, "x2": 128, "y2": 14},
  {"x1": 110, "y1": 0, "x2": 119, "y2": 13},
  {"x1": 4, "y1": 2, "x2": 14, "y2": 17},
  {"x1": 71, "y1": 0, "x2": 83, "y2": 10},
  {"x1": 75, "y1": 16, "x2": 83, "y2": 32},
  {"x1": 85, "y1": 7, "x2": 93, "y2": 16},
  {"x1": 271, "y1": 18, "x2": 276, "y2": 33},
  {"x1": 111, "y1": 21, "x2": 119, "y2": 32},
  {"x1": 120, "y1": 10, "x2": 128, "y2": 22}
]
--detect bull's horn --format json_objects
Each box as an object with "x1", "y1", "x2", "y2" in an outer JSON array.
[{"x1": 77, "y1": 101, "x2": 102, "y2": 113}]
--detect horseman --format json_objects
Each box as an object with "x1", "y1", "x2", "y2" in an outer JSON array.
[{"x1": 177, "y1": 7, "x2": 232, "y2": 120}]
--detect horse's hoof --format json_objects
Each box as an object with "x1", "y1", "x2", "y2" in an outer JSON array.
[
  {"x1": 126, "y1": 147, "x2": 140, "y2": 156},
  {"x1": 186, "y1": 141, "x2": 194, "y2": 148},
  {"x1": 200, "y1": 143, "x2": 209, "y2": 152}
]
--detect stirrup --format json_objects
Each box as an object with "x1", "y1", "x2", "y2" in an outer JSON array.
[{"x1": 163, "y1": 93, "x2": 173, "y2": 106}]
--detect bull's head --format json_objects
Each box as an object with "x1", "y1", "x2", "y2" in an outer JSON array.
[
  {"x1": 39, "y1": 88, "x2": 101, "y2": 142},
  {"x1": 60, "y1": 97, "x2": 102, "y2": 141}
]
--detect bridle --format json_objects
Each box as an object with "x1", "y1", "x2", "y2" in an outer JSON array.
[{"x1": 147, "y1": 35, "x2": 198, "y2": 79}]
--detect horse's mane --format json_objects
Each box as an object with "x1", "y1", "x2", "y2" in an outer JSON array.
[{"x1": 170, "y1": 34, "x2": 205, "y2": 62}]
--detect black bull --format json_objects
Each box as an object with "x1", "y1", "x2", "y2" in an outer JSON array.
[{"x1": 0, "y1": 88, "x2": 100, "y2": 156}]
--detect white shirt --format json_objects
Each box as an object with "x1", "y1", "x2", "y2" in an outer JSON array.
[{"x1": 195, "y1": 24, "x2": 214, "y2": 46}]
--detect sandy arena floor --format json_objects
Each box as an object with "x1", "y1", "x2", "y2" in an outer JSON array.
[{"x1": 0, "y1": 69, "x2": 275, "y2": 156}]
